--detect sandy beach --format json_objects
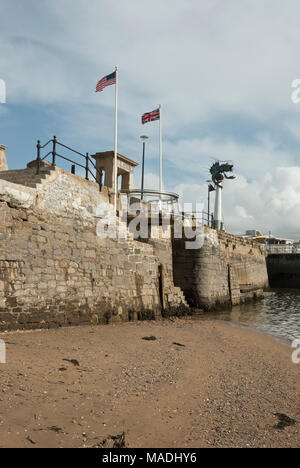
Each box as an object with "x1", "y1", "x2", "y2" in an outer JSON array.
[{"x1": 0, "y1": 317, "x2": 299, "y2": 448}]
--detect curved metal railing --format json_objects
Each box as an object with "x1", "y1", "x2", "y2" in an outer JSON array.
[{"x1": 119, "y1": 188, "x2": 180, "y2": 212}]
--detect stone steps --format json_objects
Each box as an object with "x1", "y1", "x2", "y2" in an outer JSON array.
[{"x1": 0, "y1": 166, "x2": 56, "y2": 188}]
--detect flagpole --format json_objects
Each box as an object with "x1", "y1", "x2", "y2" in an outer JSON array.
[
  {"x1": 159, "y1": 104, "x2": 162, "y2": 205},
  {"x1": 114, "y1": 65, "x2": 118, "y2": 215}
]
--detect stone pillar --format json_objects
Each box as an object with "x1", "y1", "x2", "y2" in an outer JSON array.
[
  {"x1": 213, "y1": 184, "x2": 223, "y2": 230},
  {"x1": 0, "y1": 145, "x2": 7, "y2": 172},
  {"x1": 92, "y1": 151, "x2": 138, "y2": 190}
]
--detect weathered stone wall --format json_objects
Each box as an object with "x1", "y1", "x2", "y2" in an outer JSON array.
[
  {"x1": 0, "y1": 145, "x2": 7, "y2": 172},
  {"x1": 173, "y1": 227, "x2": 269, "y2": 310},
  {"x1": 0, "y1": 179, "x2": 35, "y2": 209},
  {"x1": 35, "y1": 167, "x2": 111, "y2": 216},
  {"x1": 146, "y1": 237, "x2": 187, "y2": 312},
  {"x1": 267, "y1": 254, "x2": 300, "y2": 288},
  {"x1": 126, "y1": 216, "x2": 188, "y2": 313},
  {"x1": 172, "y1": 239, "x2": 196, "y2": 306},
  {"x1": 0, "y1": 163, "x2": 112, "y2": 216},
  {"x1": 0, "y1": 164, "x2": 269, "y2": 329},
  {"x1": 0, "y1": 183, "x2": 187, "y2": 331}
]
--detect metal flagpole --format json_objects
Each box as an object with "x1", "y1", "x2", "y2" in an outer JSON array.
[
  {"x1": 159, "y1": 104, "x2": 162, "y2": 207},
  {"x1": 114, "y1": 65, "x2": 119, "y2": 215}
]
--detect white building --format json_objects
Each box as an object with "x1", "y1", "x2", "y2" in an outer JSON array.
[{"x1": 240, "y1": 230, "x2": 297, "y2": 254}]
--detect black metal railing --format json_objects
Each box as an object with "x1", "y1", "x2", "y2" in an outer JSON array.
[
  {"x1": 176, "y1": 210, "x2": 214, "y2": 227},
  {"x1": 201, "y1": 210, "x2": 214, "y2": 227},
  {"x1": 36, "y1": 136, "x2": 102, "y2": 191}
]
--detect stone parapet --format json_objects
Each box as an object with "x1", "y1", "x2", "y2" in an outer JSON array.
[{"x1": 0, "y1": 145, "x2": 7, "y2": 172}]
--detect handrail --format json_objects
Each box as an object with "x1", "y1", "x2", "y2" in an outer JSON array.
[
  {"x1": 41, "y1": 151, "x2": 53, "y2": 161},
  {"x1": 201, "y1": 210, "x2": 214, "y2": 227},
  {"x1": 55, "y1": 141, "x2": 86, "y2": 158},
  {"x1": 120, "y1": 188, "x2": 179, "y2": 201},
  {"x1": 182, "y1": 210, "x2": 214, "y2": 227},
  {"x1": 55, "y1": 152, "x2": 86, "y2": 169},
  {"x1": 36, "y1": 136, "x2": 102, "y2": 191},
  {"x1": 120, "y1": 189, "x2": 179, "y2": 214},
  {"x1": 39, "y1": 139, "x2": 53, "y2": 149},
  {"x1": 120, "y1": 190, "x2": 216, "y2": 227}
]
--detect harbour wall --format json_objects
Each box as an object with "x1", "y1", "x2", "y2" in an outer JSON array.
[
  {"x1": 173, "y1": 229, "x2": 269, "y2": 310},
  {"x1": 266, "y1": 254, "x2": 300, "y2": 289},
  {"x1": 0, "y1": 174, "x2": 187, "y2": 331},
  {"x1": 0, "y1": 167, "x2": 269, "y2": 330}
]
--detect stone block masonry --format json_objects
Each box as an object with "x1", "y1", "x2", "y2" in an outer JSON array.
[
  {"x1": 0, "y1": 162, "x2": 269, "y2": 330},
  {"x1": 173, "y1": 228, "x2": 269, "y2": 310},
  {"x1": 0, "y1": 185, "x2": 187, "y2": 331}
]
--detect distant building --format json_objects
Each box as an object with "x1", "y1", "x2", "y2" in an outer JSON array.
[
  {"x1": 240, "y1": 230, "x2": 296, "y2": 254},
  {"x1": 293, "y1": 242, "x2": 300, "y2": 253}
]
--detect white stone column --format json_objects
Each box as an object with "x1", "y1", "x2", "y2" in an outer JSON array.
[
  {"x1": 213, "y1": 184, "x2": 223, "y2": 230},
  {"x1": 0, "y1": 145, "x2": 7, "y2": 172}
]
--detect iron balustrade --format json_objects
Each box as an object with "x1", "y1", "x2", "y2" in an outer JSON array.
[
  {"x1": 119, "y1": 188, "x2": 180, "y2": 214},
  {"x1": 179, "y1": 210, "x2": 214, "y2": 227},
  {"x1": 36, "y1": 136, "x2": 102, "y2": 191},
  {"x1": 200, "y1": 210, "x2": 214, "y2": 227},
  {"x1": 120, "y1": 190, "x2": 215, "y2": 227}
]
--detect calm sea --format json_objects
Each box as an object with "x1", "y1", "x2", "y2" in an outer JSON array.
[{"x1": 197, "y1": 290, "x2": 300, "y2": 343}]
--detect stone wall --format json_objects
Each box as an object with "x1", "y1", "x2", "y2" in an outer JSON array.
[
  {"x1": 0, "y1": 164, "x2": 269, "y2": 329},
  {"x1": 0, "y1": 180, "x2": 187, "y2": 331},
  {"x1": 35, "y1": 167, "x2": 111, "y2": 216},
  {"x1": 173, "y1": 227, "x2": 269, "y2": 310},
  {"x1": 0, "y1": 145, "x2": 7, "y2": 172},
  {"x1": 0, "y1": 163, "x2": 112, "y2": 216},
  {"x1": 267, "y1": 254, "x2": 300, "y2": 288},
  {"x1": 146, "y1": 237, "x2": 187, "y2": 313},
  {"x1": 172, "y1": 239, "x2": 196, "y2": 306}
]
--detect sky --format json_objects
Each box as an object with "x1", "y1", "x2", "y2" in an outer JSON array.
[{"x1": 1, "y1": 0, "x2": 300, "y2": 239}]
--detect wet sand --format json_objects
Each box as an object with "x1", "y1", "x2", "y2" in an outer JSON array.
[{"x1": 0, "y1": 317, "x2": 299, "y2": 448}]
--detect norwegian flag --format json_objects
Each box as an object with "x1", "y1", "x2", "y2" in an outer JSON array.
[
  {"x1": 141, "y1": 108, "x2": 160, "y2": 125},
  {"x1": 96, "y1": 71, "x2": 116, "y2": 93}
]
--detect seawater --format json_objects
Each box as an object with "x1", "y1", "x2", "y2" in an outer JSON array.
[{"x1": 197, "y1": 290, "x2": 300, "y2": 343}]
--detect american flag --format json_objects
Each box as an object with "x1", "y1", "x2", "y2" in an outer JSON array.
[
  {"x1": 142, "y1": 108, "x2": 160, "y2": 125},
  {"x1": 96, "y1": 71, "x2": 116, "y2": 93}
]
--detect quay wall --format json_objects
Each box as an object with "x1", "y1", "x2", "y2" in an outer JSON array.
[
  {"x1": 0, "y1": 168, "x2": 269, "y2": 330},
  {"x1": 267, "y1": 254, "x2": 300, "y2": 289},
  {"x1": 0, "y1": 177, "x2": 187, "y2": 331},
  {"x1": 173, "y1": 228, "x2": 269, "y2": 309}
]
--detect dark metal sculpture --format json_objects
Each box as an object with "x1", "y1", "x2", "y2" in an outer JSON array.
[{"x1": 210, "y1": 161, "x2": 235, "y2": 187}]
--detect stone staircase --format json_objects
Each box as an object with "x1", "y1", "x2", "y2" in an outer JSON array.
[{"x1": 0, "y1": 165, "x2": 56, "y2": 189}]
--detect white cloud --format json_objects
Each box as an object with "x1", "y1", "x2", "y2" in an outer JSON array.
[
  {"x1": 173, "y1": 167, "x2": 300, "y2": 240},
  {"x1": 235, "y1": 206, "x2": 254, "y2": 220},
  {"x1": 1, "y1": 0, "x2": 300, "y2": 238},
  {"x1": 1, "y1": 0, "x2": 300, "y2": 118},
  {"x1": 165, "y1": 134, "x2": 295, "y2": 181}
]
